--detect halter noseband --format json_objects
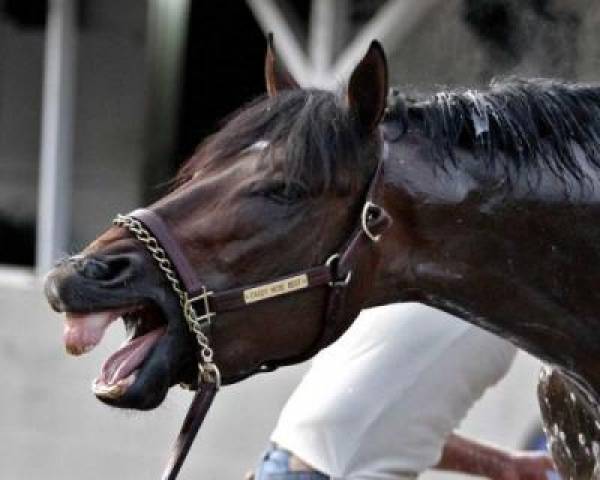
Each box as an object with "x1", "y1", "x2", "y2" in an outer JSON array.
[{"x1": 112, "y1": 156, "x2": 391, "y2": 479}]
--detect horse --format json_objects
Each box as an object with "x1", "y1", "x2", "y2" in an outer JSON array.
[{"x1": 44, "y1": 39, "x2": 600, "y2": 478}]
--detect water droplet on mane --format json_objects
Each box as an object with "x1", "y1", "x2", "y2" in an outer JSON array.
[
  {"x1": 593, "y1": 441, "x2": 600, "y2": 458},
  {"x1": 565, "y1": 445, "x2": 573, "y2": 458}
]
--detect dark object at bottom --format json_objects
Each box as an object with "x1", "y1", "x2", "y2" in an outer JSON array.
[{"x1": 161, "y1": 380, "x2": 218, "y2": 480}]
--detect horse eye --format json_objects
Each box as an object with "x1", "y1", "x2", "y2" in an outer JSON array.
[{"x1": 255, "y1": 181, "x2": 308, "y2": 204}]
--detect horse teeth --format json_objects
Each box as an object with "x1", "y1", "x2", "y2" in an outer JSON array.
[
  {"x1": 91, "y1": 374, "x2": 136, "y2": 399},
  {"x1": 92, "y1": 382, "x2": 124, "y2": 399}
]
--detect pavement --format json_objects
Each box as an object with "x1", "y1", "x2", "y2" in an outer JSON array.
[{"x1": 0, "y1": 267, "x2": 542, "y2": 480}]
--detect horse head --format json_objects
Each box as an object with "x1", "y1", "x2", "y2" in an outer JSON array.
[{"x1": 44, "y1": 40, "x2": 391, "y2": 410}]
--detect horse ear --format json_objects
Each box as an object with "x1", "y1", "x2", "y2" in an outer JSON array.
[
  {"x1": 265, "y1": 33, "x2": 299, "y2": 97},
  {"x1": 347, "y1": 40, "x2": 389, "y2": 133}
]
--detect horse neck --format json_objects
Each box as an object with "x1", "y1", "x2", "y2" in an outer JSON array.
[{"x1": 367, "y1": 133, "x2": 600, "y2": 388}]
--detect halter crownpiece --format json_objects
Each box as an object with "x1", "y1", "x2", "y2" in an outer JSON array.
[{"x1": 112, "y1": 156, "x2": 391, "y2": 479}]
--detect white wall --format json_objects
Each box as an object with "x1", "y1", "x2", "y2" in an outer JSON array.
[{"x1": 69, "y1": 0, "x2": 148, "y2": 248}]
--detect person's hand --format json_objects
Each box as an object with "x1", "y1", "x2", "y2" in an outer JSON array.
[{"x1": 493, "y1": 451, "x2": 557, "y2": 480}]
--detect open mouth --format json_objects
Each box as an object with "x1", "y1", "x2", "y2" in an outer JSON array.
[{"x1": 63, "y1": 303, "x2": 167, "y2": 400}]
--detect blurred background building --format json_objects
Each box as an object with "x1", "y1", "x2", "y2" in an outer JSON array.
[{"x1": 0, "y1": 0, "x2": 597, "y2": 478}]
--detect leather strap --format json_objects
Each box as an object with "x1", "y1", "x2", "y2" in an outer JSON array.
[
  {"x1": 161, "y1": 380, "x2": 218, "y2": 480},
  {"x1": 128, "y1": 211, "x2": 336, "y2": 314},
  {"x1": 193, "y1": 265, "x2": 333, "y2": 313}
]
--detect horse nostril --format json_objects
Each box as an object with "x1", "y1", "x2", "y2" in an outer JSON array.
[
  {"x1": 81, "y1": 258, "x2": 112, "y2": 280},
  {"x1": 79, "y1": 255, "x2": 135, "y2": 283}
]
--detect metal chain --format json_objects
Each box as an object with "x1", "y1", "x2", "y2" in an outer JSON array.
[{"x1": 113, "y1": 214, "x2": 220, "y2": 387}]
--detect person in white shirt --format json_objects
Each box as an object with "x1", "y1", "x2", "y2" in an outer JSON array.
[{"x1": 251, "y1": 303, "x2": 554, "y2": 480}]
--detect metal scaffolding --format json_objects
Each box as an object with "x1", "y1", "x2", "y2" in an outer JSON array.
[
  {"x1": 247, "y1": 0, "x2": 441, "y2": 89},
  {"x1": 36, "y1": 0, "x2": 77, "y2": 275}
]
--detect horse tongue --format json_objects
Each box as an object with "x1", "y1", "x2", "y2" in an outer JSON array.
[
  {"x1": 63, "y1": 311, "x2": 120, "y2": 356},
  {"x1": 98, "y1": 327, "x2": 166, "y2": 386}
]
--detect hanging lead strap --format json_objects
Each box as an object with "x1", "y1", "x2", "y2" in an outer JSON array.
[{"x1": 161, "y1": 378, "x2": 219, "y2": 480}]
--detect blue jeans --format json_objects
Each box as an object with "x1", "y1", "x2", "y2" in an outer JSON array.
[{"x1": 255, "y1": 445, "x2": 329, "y2": 480}]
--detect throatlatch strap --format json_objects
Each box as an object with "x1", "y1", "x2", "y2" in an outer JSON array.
[{"x1": 161, "y1": 380, "x2": 218, "y2": 480}]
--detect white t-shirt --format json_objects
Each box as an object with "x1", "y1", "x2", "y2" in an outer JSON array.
[{"x1": 271, "y1": 303, "x2": 516, "y2": 480}]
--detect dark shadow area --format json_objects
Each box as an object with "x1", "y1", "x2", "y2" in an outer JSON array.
[
  {"x1": 3, "y1": 0, "x2": 47, "y2": 28},
  {"x1": 0, "y1": 214, "x2": 35, "y2": 266},
  {"x1": 176, "y1": 0, "x2": 267, "y2": 165}
]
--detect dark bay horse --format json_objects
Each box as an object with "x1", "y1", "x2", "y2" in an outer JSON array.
[{"x1": 45, "y1": 40, "x2": 600, "y2": 478}]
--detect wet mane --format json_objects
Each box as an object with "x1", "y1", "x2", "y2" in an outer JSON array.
[
  {"x1": 177, "y1": 79, "x2": 600, "y2": 192},
  {"x1": 386, "y1": 79, "x2": 600, "y2": 182},
  {"x1": 175, "y1": 89, "x2": 378, "y2": 193}
]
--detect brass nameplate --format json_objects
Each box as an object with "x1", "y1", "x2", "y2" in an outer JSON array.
[{"x1": 243, "y1": 274, "x2": 309, "y2": 304}]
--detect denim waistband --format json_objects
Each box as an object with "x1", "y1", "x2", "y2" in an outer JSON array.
[{"x1": 255, "y1": 445, "x2": 329, "y2": 480}]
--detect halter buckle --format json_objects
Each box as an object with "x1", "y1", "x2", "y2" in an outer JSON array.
[
  {"x1": 325, "y1": 254, "x2": 352, "y2": 287},
  {"x1": 187, "y1": 288, "x2": 216, "y2": 329},
  {"x1": 361, "y1": 201, "x2": 383, "y2": 242}
]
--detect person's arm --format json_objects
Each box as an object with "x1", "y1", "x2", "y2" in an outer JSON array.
[{"x1": 434, "y1": 433, "x2": 556, "y2": 480}]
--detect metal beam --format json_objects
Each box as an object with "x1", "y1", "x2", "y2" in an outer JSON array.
[
  {"x1": 37, "y1": 0, "x2": 77, "y2": 274},
  {"x1": 308, "y1": 0, "x2": 348, "y2": 88},
  {"x1": 246, "y1": 0, "x2": 312, "y2": 86},
  {"x1": 331, "y1": 0, "x2": 442, "y2": 82},
  {"x1": 143, "y1": 0, "x2": 190, "y2": 203}
]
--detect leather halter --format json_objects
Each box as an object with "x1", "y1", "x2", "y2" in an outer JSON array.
[{"x1": 114, "y1": 155, "x2": 391, "y2": 479}]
